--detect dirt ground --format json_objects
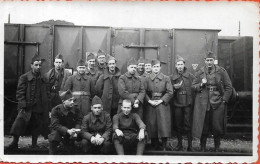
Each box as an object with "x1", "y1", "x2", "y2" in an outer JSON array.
[{"x1": 4, "y1": 135, "x2": 252, "y2": 154}]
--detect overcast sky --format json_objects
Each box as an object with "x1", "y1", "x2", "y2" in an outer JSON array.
[{"x1": 0, "y1": 1, "x2": 258, "y2": 37}]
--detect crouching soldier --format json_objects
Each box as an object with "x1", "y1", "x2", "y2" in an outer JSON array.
[
  {"x1": 113, "y1": 99, "x2": 146, "y2": 155},
  {"x1": 48, "y1": 90, "x2": 83, "y2": 155},
  {"x1": 81, "y1": 96, "x2": 112, "y2": 154}
]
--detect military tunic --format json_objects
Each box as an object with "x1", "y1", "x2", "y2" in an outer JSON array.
[
  {"x1": 118, "y1": 72, "x2": 145, "y2": 119},
  {"x1": 145, "y1": 72, "x2": 173, "y2": 138},
  {"x1": 85, "y1": 68, "x2": 102, "y2": 84},
  {"x1": 63, "y1": 73, "x2": 96, "y2": 116},
  {"x1": 192, "y1": 65, "x2": 232, "y2": 138}
]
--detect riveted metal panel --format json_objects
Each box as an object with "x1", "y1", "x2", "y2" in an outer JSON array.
[{"x1": 173, "y1": 29, "x2": 220, "y2": 75}]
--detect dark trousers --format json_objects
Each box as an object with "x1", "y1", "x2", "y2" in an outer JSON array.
[
  {"x1": 81, "y1": 139, "x2": 111, "y2": 154},
  {"x1": 114, "y1": 138, "x2": 145, "y2": 155},
  {"x1": 175, "y1": 106, "x2": 192, "y2": 133}
]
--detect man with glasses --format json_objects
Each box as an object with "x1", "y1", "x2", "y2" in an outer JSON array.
[{"x1": 192, "y1": 51, "x2": 232, "y2": 152}]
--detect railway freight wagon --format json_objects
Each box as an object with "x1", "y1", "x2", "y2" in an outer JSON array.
[{"x1": 4, "y1": 23, "x2": 252, "y2": 137}]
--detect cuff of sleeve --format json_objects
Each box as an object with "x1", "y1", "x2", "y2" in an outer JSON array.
[{"x1": 60, "y1": 127, "x2": 69, "y2": 136}]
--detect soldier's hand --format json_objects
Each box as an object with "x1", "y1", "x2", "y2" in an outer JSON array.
[
  {"x1": 148, "y1": 100, "x2": 156, "y2": 106},
  {"x1": 202, "y1": 78, "x2": 207, "y2": 85},
  {"x1": 91, "y1": 136, "x2": 97, "y2": 145},
  {"x1": 96, "y1": 137, "x2": 104, "y2": 145},
  {"x1": 155, "y1": 100, "x2": 163, "y2": 106},
  {"x1": 115, "y1": 129, "x2": 124, "y2": 137},
  {"x1": 49, "y1": 112, "x2": 52, "y2": 118},
  {"x1": 67, "y1": 129, "x2": 75, "y2": 136},
  {"x1": 138, "y1": 129, "x2": 145, "y2": 141}
]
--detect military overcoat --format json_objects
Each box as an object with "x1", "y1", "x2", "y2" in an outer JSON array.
[
  {"x1": 95, "y1": 67, "x2": 121, "y2": 115},
  {"x1": 192, "y1": 65, "x2": 232, "y2": 138},
  {"x1": 145, "y1": 72, "x2": 173, "y2": 138},
  {"x1": 63, "y1": 73, "x2": 96, "y2": 116},
  {"x1": 85, "y1": 68, "x2": 102, "y2": 84}
]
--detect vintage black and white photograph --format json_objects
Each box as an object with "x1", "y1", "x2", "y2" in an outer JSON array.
[{"x1": 1, "y1": 1, "x2": 258, "y2": 163}]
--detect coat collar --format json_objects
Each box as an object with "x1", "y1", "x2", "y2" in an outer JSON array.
[
  {"x1": 91, "y1": 111, "x2": 105, "y2": 124},
  {"x1": 61, "y1": 104, "x2": 76, "y2": 116},
  {"x1": 171, "y1": 67, "x2": 189, "y2": 80},
  {"x1": 75, "y1": 73, "x2": 88, "y2": 80},
  {"x1": 200, "y1": 65, "x2": 220, "y2": 75},
  {"x1": 150, "y1": 72, "x2": 163, "y2": 81},
  {"x1": 85, "y1": 67, "x2": 97, "y2": 75},
  {"x1": 103, "y1": 67, "x2": 121, "y2": 79},
  {"x1": 48, "y1": 68, "x2": 64, "y2": 78},
  {"x1": 27, "y1": 70, "x2": 43, "y2": 81},
  {"x1": 125, "y1": 72, "x2": 138, "y2": 78}
]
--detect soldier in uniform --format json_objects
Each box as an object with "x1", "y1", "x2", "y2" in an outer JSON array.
[
  {"x1": 95, "y1": 56, "x2": 121, "y2": 118},
  {"x1": 145, "y1": 59, "x2": 173, "y2": 151},
  {"x1": 96, "y1": 49, "x2": 107, "y2": 73},
  {"x1": 45, "y1": 53, "x2": 72, "y2": 108},
  {"x1": 144, "y1": 59, "x2": 152, "y2": 76},
  {"x1": 63, "y1": 59, "x2": 96, "y2": 116},
  {"x1": 136, "y1": 57, "x2": 145, "y2": 76},
  {"x1": 85, "y1": 52, "x2": 102, "y2": 84},
  {"x1": 118, "y1": 57, "x2": 145, "y2": 119},
  {"x1": 6, "y1": 55, "x2": 49, "y2": 150},
  {"x1": 113, "y1": 99, "x2": 146, "y2": 155},
  {"x1": 48, "y1": 90, "x2": 83, "y2": 155},
  {"x1": 81, "y1": 96, "x2": 112, "y2": 154},
  {"x1": 192, "y1": 51, "x2": 232, "y2": 152},
  {"x1": 170, "y1": 55, "x2": 195, "y2": 151}
]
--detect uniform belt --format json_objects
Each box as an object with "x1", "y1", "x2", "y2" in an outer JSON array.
[
  {"x1": 152, "y1": 93, "x2": 162, "y2": 97},
  {"x1": 207, "y1": 86, "x2": 218, "y2": 92},
  {"x1": 72, "y1": 91, "x2": 90, "y2": 96},
  {"x1": 178, "y1": 91, "x2": 187, "y2": 95}
]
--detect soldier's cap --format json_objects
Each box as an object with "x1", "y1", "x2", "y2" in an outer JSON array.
[
  {"x1": 59, "y1": 89, "x2": 75, "y2": 101},
  {"x1": 87, "y1": 52, "x2": 96, "y2": 61},
  {"x1": 77, "y1": 59, "x2": 86, "y2": 67},
  {"x1": 204, "y1": 51, "x2": 216, "y2": 59},
  {"x1": 137, "y1": 57, "x2": 145, "y2": 64},
  {"x1": 175, "y1": 55, "x2": 185, "y2": 63},
  {"x1": 127, "y1": 57, "x2": 137, "y2": 66},
  {"x1": 107, "y1": 56, "x2": 117, "y2": 63},
  {"x1": 144, "y1": 59, "x2": 152, "y2": 65},
  {"x1": 55, "y1": 53, "x2": 64, "y2": 61},
  {"x1": 151, "y1": 59, "x2": 160, "y2": 66},
  {"x1": 97, "y1": 49, "x2": 106, "y2": 58},
  {"x1": 91, "y1": 95, "x2": 103, "y2": 107},
  {"x1": 31, "y1": 54, "x2": 42, "y2": 64}
]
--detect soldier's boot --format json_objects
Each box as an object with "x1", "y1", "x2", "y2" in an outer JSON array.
[
  {"x1": 200, "y1": 135, "x2": 207, "y2": 152},
  {"x1": 187, "y1": 133, "x2": 193, "y2": 152},
  {"x1": 5, "y1": 135, "x2": 19, "y2": 151},
  {"x1": 49, "y1": 142, "x2": 59, "y2": 155},
  {"x1": 114, "y1": 140, "x2": 124, "y2": 155},
  {"x1": 31, "y1": 135, "x2": 39, "y2": 148},
  {"x1": 174, "y1": 134, "x2": 183, "y2": 151},
  {"x1": 136, "y1": 141, "x2": 145, "y2": 155},
  {"x1": 214, "y1": 136, "x2": 220, "y2": 152},
  {"x1": 162, "y1": 137, "x2": 168, "y2": 151},
  {"x1": 151, "y1": 138, "x2": 160, "y2": 150}
]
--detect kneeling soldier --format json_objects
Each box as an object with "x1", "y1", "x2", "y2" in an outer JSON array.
[
  {"x1": 81, "y1": 96, "x2": 112, "y2": 154},
  {"x1": 48, "y1": 90, "x2": 83, "y2": 155},
  {"x1": 113, "y1": 99, "x2": 146, "y2": 155}
]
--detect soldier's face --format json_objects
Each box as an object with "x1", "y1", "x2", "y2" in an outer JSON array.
[
  {"x1": 121, "y1": 101, "x2": 132, "y2": 115},
  {"x1": 127, "y1": 65, "x2": 137, "y2": 75},
  {"x1": 54, "y1": 59, "x2": 63, "y2": 70},
  {"x1": 91, "y1": 104, "x2": 103, "y2": 116},
  {"x1": 97, "y1": 55, "x2": 106, "y2": 64},
  {"x1": 176, "y1": 61, "x2": 185, "y2": 72},
  {"x1": 63, "y1": 97, "x2": 75, "y2": 108},
  {"x1": 145, "y1": 63, "x2": 152, "y2": 73},
  {"x1": 137, "y1": 63, "x2": 145, "y2": 72},
  {"x1": 31, "y1": 61, "x2": 42, "y2": 74},
  {"x1": 205, "y1": 58, "x2": 215, "y2": 68},
  {"x1": 152, "y1": 63, "x2": 161, "y2": 74},
  {"x1": 108, "y1": 60, "x2": 116, "y2": 72},
  {"x1": 87, "y1": 59, "x2": 96, "y2": 69},
  {"x1": 77, "y1": 66, "x2": 86, "y2": 75}
]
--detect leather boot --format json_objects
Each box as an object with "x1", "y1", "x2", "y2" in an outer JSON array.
[
  {"x1": 31, "y1": 135, "x2": 39, "y2": 148},
  {"x1": 200, "y1": 135, "x2": 207, "y2": 152},
  {"x1": 151, "y1": 138, "x2": 160, "y2": 150},
  {"x1": 214, "y1": 136, "x2": 220, "y2": 152},
  {"x1": 187, "y1": 132, "x2": 193, "y2": 152},
  {"x1": 49, "y1": 142, "x2": 59, "y2": 155},
  {"x1": 5, "y1": 135, "x2": 19, "y2": 151},
  {"x1": 162, "y1": 137, "x2": 167, "y2": 151},
  {"x1": 174, "y1": 134, "x2": 183, "y2": 151}
]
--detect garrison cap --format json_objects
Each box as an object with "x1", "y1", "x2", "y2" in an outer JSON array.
[
  {"x1": 59, "y1": 89, "x2": 74, "y2": 101},
  {"x1": 55, "y1": 53, "x2": 64, "y2": 61},
  {"x1": 151, "y1": 59, "x2": 160, "y2": 66},
  {"x1": 145, "y1": 59, "x2": 152, "y2": 65},
  {"x1": 97, "y1": 49, "x2": 106, "y2": 58},
  {"x1": 137, "y1": 57, "x2": 145, "y2": 64},
  {"x1": 77, "y1": 59, "x2": 86, "y2": 67},
  {"x1": 107, "y1": 56, "x2": 116, "y2": 63},
  {"x1": 87, "y1": 52, "x2": 96, "y2": 61},
  {"x1": 91, "y1": 96, "x2": 103, "y2": 106},
  {"x1": 204, "y1": 51, "x2": 216, "y2": 59},
  {"x1": 175, "y1": 55, "x2": 185, "y2": 63},
  {"x1": 127, "y1": 57, "x2": 137, "y2": 66},
  {"x1": 31, "y1": 54, "x2": 42, "y2": 64}
]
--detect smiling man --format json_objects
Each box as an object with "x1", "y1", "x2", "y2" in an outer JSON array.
[
  {"x1": 85, "y1": 52, "x2": 102, "y2": 84},
  {"x1": 192, "y1": 51, "x2": 232, "y2": 152}
]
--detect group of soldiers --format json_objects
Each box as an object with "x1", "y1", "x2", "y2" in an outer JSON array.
[{"x1": 6, "y1": 49, "x2": 233, "y2": 155}]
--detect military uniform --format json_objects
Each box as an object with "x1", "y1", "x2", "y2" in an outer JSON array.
[
  {"x1": 95, "y1": 67, "x2": 121, "y2": 117},
  {"x1": 48, "y1": 104, "x2": 83, "y2": 154},
  {"x1": 81, "y1": 111, "x2": 112, "y2": 154},
  {"x1": 192, "y1": 64, "x2": 232, "y2": 151},
  {"x1": 85, "y1": 68, "x2": 102, "y2": 84},
  {"x1": 118, "y1": 72, "x2": 145, "y2": 119}
]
